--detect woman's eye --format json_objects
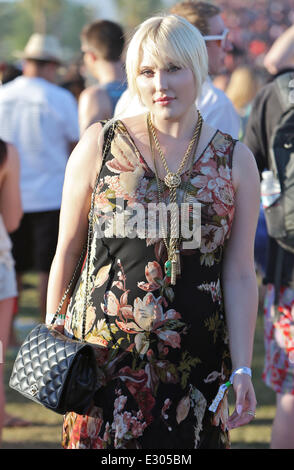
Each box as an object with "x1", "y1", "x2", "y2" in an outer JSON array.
[
  {"x1": 140, "y1": 69, "x2": 154, "y2": 77},
  {"x1": 167, "y1": 65, "x2": 181, "y2": 72}
]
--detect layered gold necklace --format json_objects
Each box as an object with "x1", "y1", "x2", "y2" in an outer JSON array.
[{"x1": 147, "y1": 111, "x2": 203, "y2": 285}]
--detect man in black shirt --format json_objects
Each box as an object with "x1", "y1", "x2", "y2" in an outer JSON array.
[{"x1": 244, "y1": 68, "x2": 294, "y2": 449}]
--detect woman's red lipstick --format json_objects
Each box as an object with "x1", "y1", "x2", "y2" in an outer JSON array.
[{"x1": 154, "y1": 96, "x2": 175, "y2": 105}]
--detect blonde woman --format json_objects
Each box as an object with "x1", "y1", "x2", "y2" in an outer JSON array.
[
  {"x1": 226, "y1": 66, "x2": 261, "y2": 140},
  {"x1": 46, "y1": 15, "x2": 259, "y2": 449}
]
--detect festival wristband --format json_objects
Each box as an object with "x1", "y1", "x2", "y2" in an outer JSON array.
[
  {"x1": 229, "y1": 367, "x2": 252, "y2": 383},
  {"x1": 46, "y1": 312, "x2": 65, "y2": 326},
  {"x1": 208, "y1": 367, "x2": 252, "y2": 413}
]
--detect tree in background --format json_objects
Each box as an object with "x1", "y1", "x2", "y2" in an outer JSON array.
[
  {"x1": 0, "y1": 0, "x2": 95, "y2": 62},
  {"x1": 113, "y1": 0, "x2": 165, "y2": 29}
]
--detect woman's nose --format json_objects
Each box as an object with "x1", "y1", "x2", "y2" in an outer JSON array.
[{"x1": 154, "y1": 70, "x2": 168, "y2": 91}]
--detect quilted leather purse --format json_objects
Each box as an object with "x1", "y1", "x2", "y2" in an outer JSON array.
[
  {"x1": 9, "y1": 323, "x2": 98, "y2": 415},
  {"x1": 9, "y1": 123, "x2": 115, "y2": 415}
]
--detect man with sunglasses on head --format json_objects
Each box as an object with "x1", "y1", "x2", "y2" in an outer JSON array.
[
  {"x1": 170, "y1": 1, "x2": 240, "y2": 138},
  {"x1": 115, "y1": 1, "x2": 240, "y2": 139}
]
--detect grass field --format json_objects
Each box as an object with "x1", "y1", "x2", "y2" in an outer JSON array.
[{"x1": 2, "y1": 272, "x2": 276, "y2": 449}]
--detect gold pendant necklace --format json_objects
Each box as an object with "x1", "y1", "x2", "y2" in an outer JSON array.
[{"x1": 147, "y1": 111, "x2": 203, "y2": 285}]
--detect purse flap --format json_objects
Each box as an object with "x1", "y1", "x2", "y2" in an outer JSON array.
[{"x1": 9, "y1": 323, "x2": 92, "y2": 410}]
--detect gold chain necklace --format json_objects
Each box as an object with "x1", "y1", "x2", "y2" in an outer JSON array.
[{"x1": 147, "y1": 111, "x2": 203, "y2": 285}]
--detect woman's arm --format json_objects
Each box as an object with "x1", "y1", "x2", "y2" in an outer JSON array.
[
  {"x1": 222, "y1": 141, "x2": 260, "y2": 429},
  {"x1": 46, "y1": 122, "x2": 103, "y2": 323},
  {"x1": 0, "y1": 143, "x2": 22, "y2": 232}
]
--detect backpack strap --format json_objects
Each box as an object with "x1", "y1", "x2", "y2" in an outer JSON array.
[{"x1": 269, "y1": 75, "x2": 294, "y2": 314}]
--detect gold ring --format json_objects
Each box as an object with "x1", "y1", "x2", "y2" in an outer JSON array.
[{"x1": 246, "y1": 410, "x2": 256, "y2": 417}]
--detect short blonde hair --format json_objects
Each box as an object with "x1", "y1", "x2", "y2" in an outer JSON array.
[{"x1": 125, "y1": 14, "x2": 208, "y2": 100}]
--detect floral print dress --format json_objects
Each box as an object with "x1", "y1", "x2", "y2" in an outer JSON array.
[{"x1": 62, "y1": 120, "x2": 236, "y2": 449}]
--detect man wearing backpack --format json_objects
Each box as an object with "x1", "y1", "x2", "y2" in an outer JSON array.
[{"x1": 244, "y1": 67, "x2": 294, "y2": 449}]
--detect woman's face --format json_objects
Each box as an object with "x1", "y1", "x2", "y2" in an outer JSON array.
[{"x1": 136, "y1": 49, "x2": 197, "y2": 121}]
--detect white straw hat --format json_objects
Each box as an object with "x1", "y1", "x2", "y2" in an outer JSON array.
[{"x1": 17, "y1": 33, "x2": 63, "y2": 63}]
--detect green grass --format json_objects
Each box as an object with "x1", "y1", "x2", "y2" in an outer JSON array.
[{"x1": 2, "y1": 273, "x2": 276, "y2": 449}]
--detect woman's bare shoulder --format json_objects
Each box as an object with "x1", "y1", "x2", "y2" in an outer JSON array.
[
  {"x1": 65, "y1": 122, "x2": 105, "y2": 188},
  {"x1": 69, "y1": 122, "x2": 103, "y2": 163}
]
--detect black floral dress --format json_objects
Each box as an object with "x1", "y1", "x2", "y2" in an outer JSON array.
[{"x1": 62, "y1": 120, "x2": 236, "y2": 449}]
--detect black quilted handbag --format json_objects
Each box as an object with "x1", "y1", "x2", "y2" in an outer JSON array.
[
  {"x1": 9, "y1": 324, "x2": 98, "y2": 415},
  {"x1": 9, "y1": 123, "x2": 115, "y2": 415}
]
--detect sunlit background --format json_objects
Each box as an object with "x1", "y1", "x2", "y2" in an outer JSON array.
[
  {"x1": 1, "y1": 0, "x2": 294, "y2": 65},
  {"x1": 2, "y1": 0, "x2": 294, "y2": 449}
]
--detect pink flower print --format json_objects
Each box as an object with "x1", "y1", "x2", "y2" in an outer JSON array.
[
  {"x1": 133, "y1": 293, "x2": 163, "y2": 331},
  {"x1": 101, "y1": 291, "x2": 120, "y2": 316},
  {"x1": 135, "y1": 177, "x2": 157, "y2": 207},
  {"x1": 190, "y1": 162, "x2": 219, "y2": 203},
  {"x1": 212, "y1": 391, "x2": 229, "y2": 432},
  {"x1": 85, "y1": 305, "x2": 96, "y2": 334},
  {"x1": 119, "y1": 166, "x2": 145, "y2": 196},
  {"x1": 164, "y1": 309, "x2": 182, "y2": 320},
  {"x1": 108, "y1": 286, "x2": 182, "y2": 355},
  {"x1": 112, "y1": 412, "x2": 130, "y2": 447},
  {"x1": 137, "y1": 261, "x2": 163, "y2": 292},
  {"x1": 104, "y1": 175, "x2": 129, "y2": 199},
  {"x1": 106, "y1": 153, "x2": 135, "y2": 173},
  {"x1": 201, "y1": 224, "x2": 225, "y2": 253},
  {"x1": 94, "y1": 264, "x2": 112, "y2": 289},
  {"x1": 134, "y1": 332, "x2": 150, "y2": 356},
  {"x1": 94, "y1": 191, "x2": 115, "y2": 213},
  {"x1": 86, "y1": 414, "x2": 102, "y2": 439},
  {"x1": 130, "y1": 417, "x2": 147, "y2": 438},
  {"x1": 212, "y1": 184, "x2": 234, "y2": 218},
  {"x1": 108, "y1": 131, "x2": 142, "y2": 174},
  {"x1": 176, "y1": 394, "x2": 190, "y2": 424},
  {"x1": 136, "y1": 409, "x2": 144, "y2": 421},
  {"x1": 117, "y1": 366, "x2": 155, "y2": 424},
  {"x1": 201, "y1": 147, "x2": 213, "y2": 163},
  {"x1": 103, "y1": 422, "x2": 111, "y2": 442},
  {"x1": 161, "y1": 398, "x2": 172, "y2": 420},
  {"x1": 191, "y1": 175, "x2": 214, "y2": 203},
  {"x1": 119, "y1": 290, "x2": 133, "y2": 320},
  {"x1": 114, "y1": 293, "x2": 161, "y2": 338},
  {"x1": 156, "y1": 330, "x2": 181, "y2": 349},
  {"x1": 114, "y1": 394, "x2": 128, "y2": 414},
  {"x1": 218, "y1": 164, "x2": 231, "y2": 181}
]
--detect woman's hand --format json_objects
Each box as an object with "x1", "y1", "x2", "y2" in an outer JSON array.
[{"x1": 227, "y1": 374, "x2": 257, "y2": 429}]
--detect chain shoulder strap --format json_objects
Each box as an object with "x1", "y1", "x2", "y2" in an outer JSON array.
[
  {"x1": 50, "y1": 121, "x2": 116, "y2": 334},
  {"x1": 81, "y1": 121, "x2": 115, "y2": 341}
]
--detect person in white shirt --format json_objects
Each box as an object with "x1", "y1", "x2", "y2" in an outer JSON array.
[
  {"x1": 115, "y1": 1, "x2": 240, "y2": 139},
  {"x1": 0, "y1": 34, "x2": 79, "y2": 320}
]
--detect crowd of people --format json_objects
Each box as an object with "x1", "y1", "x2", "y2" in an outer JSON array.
[
  {"x1": 0, "y1": 0, "x2": 293, "y2": 450},
  {"x1": 220, "y1": 0, "x2": 294, "y2": 65}
]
